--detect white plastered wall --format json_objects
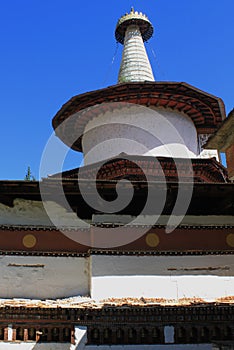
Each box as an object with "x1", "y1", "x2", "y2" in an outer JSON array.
[
  {"x1": 1, "y1": 253, "x2": 233, "y2": 300},
  {"x1": 0, "y1": 255, "x2": 89, "y2": 299},
  {"x1": 0, "y1": 199, "x2": 84, "y2": 227},
  {"x1": 91, "y1": 255, "x2": 234, "y2": 301},
  {"x1": 82, "y1": 105, "x2": 198, "y2": 165}
]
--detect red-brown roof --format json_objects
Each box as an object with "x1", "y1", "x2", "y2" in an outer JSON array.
[
  {"x1": 49, "y1": 154, "x2": 229, "y2": 183},
  {"x1": 52, "y1": 82, "x2": 226, "y2": 152}
]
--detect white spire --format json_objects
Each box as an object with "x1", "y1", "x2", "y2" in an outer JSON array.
[{"x1": 115, "y1": 9, "x2": 155, "y2": 83}]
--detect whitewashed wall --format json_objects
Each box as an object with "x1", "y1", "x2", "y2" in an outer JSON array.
[
  {"x1": 82, "y1": 106, "x2": 198, "y2": 165},
  {"x1": 0, "y1": 255, "x2": 89, "y2": 299},
  {"x1": 1, "y1": 252, "x2": 233, "y2": 300},
  {"x1": 0, "y1": 199, "x2": 82, "y2": 227},
  {"x1": 91, "y1": 255, "x2": 234, "y2": 300}
]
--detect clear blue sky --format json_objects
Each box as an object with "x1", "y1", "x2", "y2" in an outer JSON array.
[{"x1": 1, "y1": 0, "x2": 233, "y2": 180}]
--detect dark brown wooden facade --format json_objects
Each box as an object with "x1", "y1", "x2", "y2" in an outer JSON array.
[
  {"x1": 50, "y1": 155, "x2": 229, "y2": 183},
  {"x1": 0, "y1": 303, "x2": 233, "y2": 345}
]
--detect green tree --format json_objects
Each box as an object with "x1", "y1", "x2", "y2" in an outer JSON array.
[{"x1": 24, "y1": 166, "x2": 36, "y2": 181}]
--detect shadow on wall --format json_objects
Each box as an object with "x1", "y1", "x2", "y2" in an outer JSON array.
[
  {"x1": 0, "y1": 343, "x2": 71, "y2": 350},
  {"x1": 1, "y1": 341, "x2": 218, "y2": 349},
  {"x1": 33, "y1": 344, "x2": 71, "y2": 350}
]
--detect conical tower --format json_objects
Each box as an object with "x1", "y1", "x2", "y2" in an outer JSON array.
[
  {"x1": 115, "y1": 8, "x2": 155, "y2": 83},
  {"x1": 52, "y1": 9, "x2": 225, "y2": 167}
]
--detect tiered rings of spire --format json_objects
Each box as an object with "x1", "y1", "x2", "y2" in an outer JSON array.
[{"x1": 115, "y1": 8, "x2": 155, "y2": 83}]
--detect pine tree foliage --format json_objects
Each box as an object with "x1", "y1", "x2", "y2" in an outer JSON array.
[{"x1": 24, "y1": 166, "x2": 36, "y2": 181}]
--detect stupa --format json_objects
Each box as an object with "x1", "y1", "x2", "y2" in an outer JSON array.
[{"x1": 0, "y1": 8, "x2": 233, "y2": 349}]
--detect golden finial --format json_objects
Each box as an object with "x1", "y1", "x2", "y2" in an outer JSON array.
[{"x1": 115, "y1": 8, "x2": 153, "y2": 44}]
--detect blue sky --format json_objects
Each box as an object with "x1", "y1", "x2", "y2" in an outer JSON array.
[{"x1": 1, "y1": 0, "x2": 233, "y2": 180}]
